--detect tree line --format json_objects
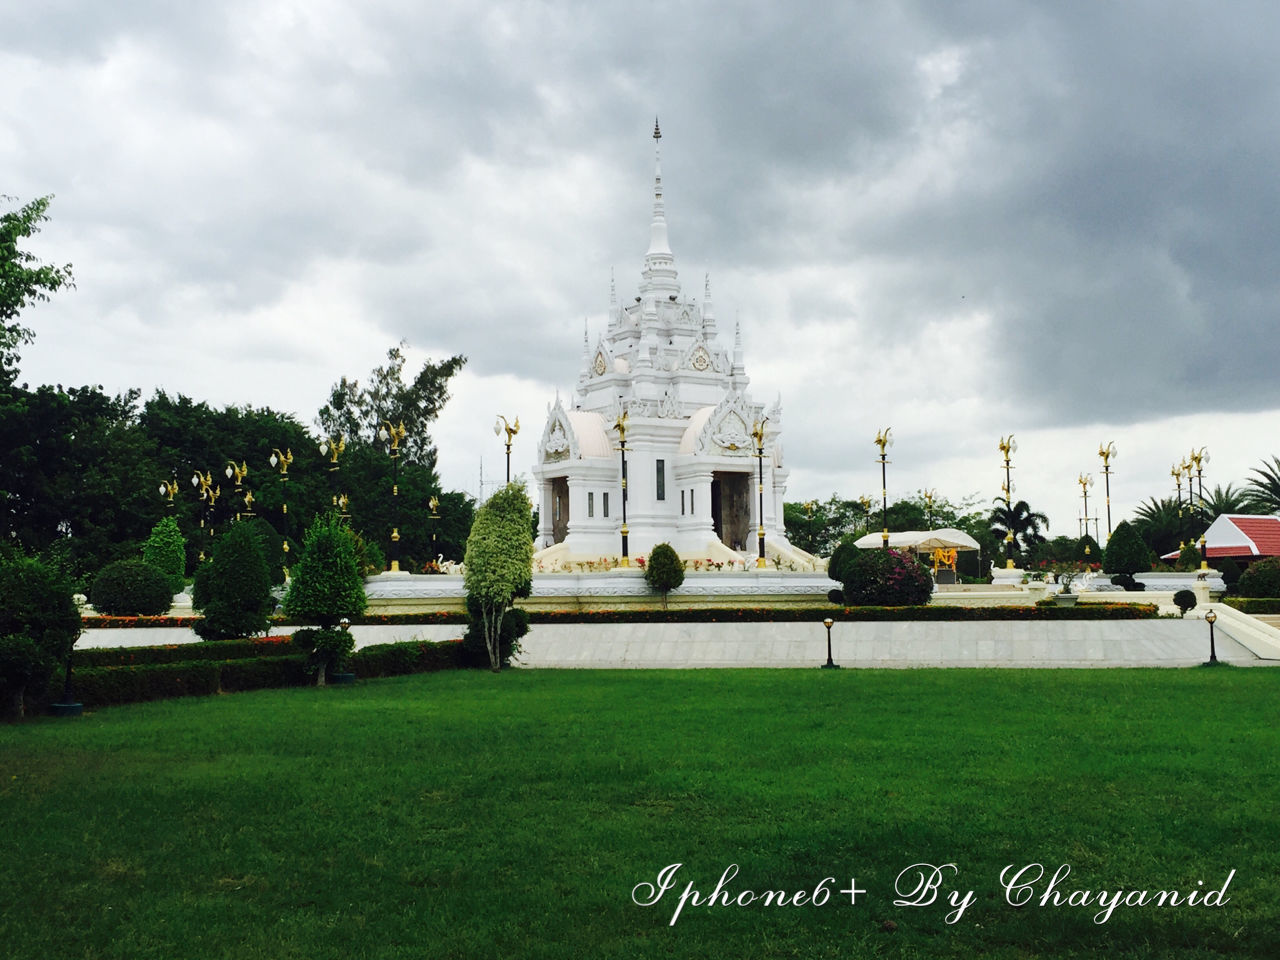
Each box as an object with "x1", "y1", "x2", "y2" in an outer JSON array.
[{"x1": 1, "y1": 195, "x2": 473, "y2": 589}]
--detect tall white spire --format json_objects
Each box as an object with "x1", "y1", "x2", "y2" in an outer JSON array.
[{"x1": 640, "y1": 118, "x2": 680, "y2": 299}]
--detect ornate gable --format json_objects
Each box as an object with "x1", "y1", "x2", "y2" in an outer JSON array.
[
  {"x1": 587, "y1": 336, "x2": 615, "y2": 379},
  {"x1": 538, "y1": 397, "x2": 578, "y2": 463},
  {"x1": 678, "y1": 335, "x2": 729, "y2": 375},
  {"x1": 691, "y1": 393, "x2": 764, "y2": 457}
]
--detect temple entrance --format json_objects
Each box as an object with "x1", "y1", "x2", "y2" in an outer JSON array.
[
  {"x1": 551, "y1": 478, "x2": 569, "y2": 543},
  {"x1": 712, "y1": 471, "x2": 751, "y2": 551}
]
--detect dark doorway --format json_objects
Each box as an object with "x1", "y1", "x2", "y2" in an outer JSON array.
[
  {"x1": 551, "y1": 478, "x2": 569, "y2": 543},
  {"x1": 712, "y1": 472, "x2": 751, "y2": 551}
]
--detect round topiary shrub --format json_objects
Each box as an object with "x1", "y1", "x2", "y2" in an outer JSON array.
[
  {"x1": 1237, "y1": 557, "x2": 1280, "y2": 599},
  {"x1": 644, "y1": 543, "x2": 684, "y2": 608},
  {"x1": 840, "y1": 548, "x2": 933, "y2": 606},
  {"x1": 0, "y1": 557, "x2": 82, "y2": 720},
  {"x1": 827, "y1": 541, "x2": 858, "y2": 585},
  {"x1": 284, "y1": 513, "x2": 367, "y2": 682},
  {"x1": 142, "y1": 515, "x2": 187, "y2": 595},
  {"x1": 193, "y1": 521, "x2": 274, "y2": 642},
  {"x1": 1173, "y1": 588, "x2": 1197, "y2": 616},
  {"x1": 89, "y1": 559, "x2": 174, "y2": 616}
]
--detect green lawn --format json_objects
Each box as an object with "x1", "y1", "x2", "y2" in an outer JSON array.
[{"x1": 2, "y1": 668, "x2": 1277, "y2": 959}]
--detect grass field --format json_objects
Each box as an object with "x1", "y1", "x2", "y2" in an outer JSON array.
[{"x1": 2, "y1": 668, "x2": 1277, "y2": 959}]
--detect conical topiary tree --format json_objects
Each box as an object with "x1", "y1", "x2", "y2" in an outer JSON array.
[
  {"x1": 644, "y1": 543, "x2": 684, "y2": 609},
  {"x1": 192, "y1": 521, "x2": 274, "y2": 641},
  {"x1": 142, "y1": 515, "x2": 187, "y2": 595},
  {"x1": 1102, "y1": 521, "x2": 1149, "y2": 577},
  {"x1": 283, "y1": 512, "x2": 367, "y2": 682}
]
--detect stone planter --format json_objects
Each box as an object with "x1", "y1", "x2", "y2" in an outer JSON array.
[{"x1": 1055, "y1": 594, "x2": 1079, "y2": 607}]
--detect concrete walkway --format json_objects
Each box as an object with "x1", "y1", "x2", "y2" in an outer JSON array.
[
  {"x1": 513, "y1": 619, "x2": 1267, "y2": 668},
  {"x1": 78, "y1": 615, "x2": 1275, "y2": 669}
]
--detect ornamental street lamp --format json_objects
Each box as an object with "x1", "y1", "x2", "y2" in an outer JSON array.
[
  {"x1": 1077, "y1": 473, "x2": 1093, "y2": 541},
  {"x1": 494, "y1": 415, "x2": 519, "y2": 483},
  {"x1": 803, "y1": 499, "x2": 817, "y2": 553},
  {"x1": 857, "y1": 495, "x2": 873, "y2": 536},
  {"x1": 875, "y1": 428, "x2": 893, "y2": 551},
  {"x1": 614, "y1": 409, "x2": 630, "y2": 567},
  {"x1": 378, "y1": 420, "x2": 408, "y2": 572},
  {"x1": 429, "y1": 495, "x2": 441, "y2": 558},
  {"x1": 1171, "y1": 462, "x2": 1186, "y2": 548},
  {"x1": 269, "y1": 448, "x2": 293, "y2": 575},
  {"x1": 190, "y1": 470, "x2": 221, "y2": 561},
  {"x1": 999, "y1": 434, "x2": 1017, "y2": 568},
  {"x1": 821, "y1": 617, "x2": 839, "y2": 669},
  {"x1": 225, "y1": 459, "x2": 249, "y2": 520},
  {"x1": 1188, "y1": 446, "x2": 1209, "y2": 521},
  {"x1": 923, "y1": 488, "x2": 937, "y2": 530},
  {"x1": 1205, "y1": 609, "x2": 1218, "y2": 663},
  {"x1": 318, "y1": 435, "x2": 347, "y2": 519},
  {"x1": 752, "y1": 418, "x2": 770, "y2": 568},
  {"x1": 1098, "y1": 441, "x2": 1117, "y2": 540},
  {"x1": 158, "y1": 477, "x2": 179, "y2": 510}
]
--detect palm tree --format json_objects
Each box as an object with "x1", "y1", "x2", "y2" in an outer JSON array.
[
  {"x1": 1201, "y1": 483, "x2": 1262, "y2": 519},
  {"x1": 1132, "y1": 496, "x2": 1182, "y2": 557},
  {"x1": 989, "y1": 498, "x2": 1049, "y2": 556},
  {"x1": 1245, "y1": 456, "x2": 1280, "y2": 514}
]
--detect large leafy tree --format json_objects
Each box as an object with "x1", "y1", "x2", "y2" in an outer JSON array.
[
  {"x1": 1, "y1": 195, "x2": 74, "y2": 387},
  {"x1": 1245, "y1": 457, "x2": 1280, "y2": 514},
  {"x1": 316, "y1": 341, "x2": 465, "y2": 470}
]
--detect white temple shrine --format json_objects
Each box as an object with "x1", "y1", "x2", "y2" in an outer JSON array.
[{"x1": 532, "y1": 122, "x2": 818, "y2": 570}]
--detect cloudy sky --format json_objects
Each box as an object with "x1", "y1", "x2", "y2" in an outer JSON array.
[{"x1": 5, "y1": 0, "x2": 1279, "y2": 540}]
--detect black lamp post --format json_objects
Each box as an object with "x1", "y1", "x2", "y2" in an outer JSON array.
[
  {"x1": 494, "y1": 415, "x2": 519, "y2": 483},
  {"x1": 821, "y1": 617, "x2": 839, "y2": 669},
  {"x1": 1205, "y1": 609, "x2": 1218, "y2": 663},
  {"x1": 319, "y1": 436, "x2": 347, "y2": 519},
  {"x1": 1189, "y1": 446, "x2": 1210, "y2": 569},
  {"x1": 379, "y1": 420, "x2": 408, "y2": 572},
  {"x1": 999, "y1": 435, "x2": 1017, "y2": 567},
  {"x1": 1098, "y1": 441, "x2": 1117, "y2": 541},
  {"x1": 875, "y1": 428, "x2": 893, "y2": 551},
  {"x1": 429, "y1": 495, "x2": 440, "y2": 563},
  {"x1": 1077, "y1": 473, "x2": 1093, "y2": 540},
  {"x1": 804, "y1": 500, "x2": 817, "y2": 553},
  {"x1": 752, "y1": 417, "x2": 769, "y2": 568},
  {"x1": 191, "y1": 470, "x2": 220, "y2": 561},
  {"x1": 614, "y1": 410, "x2": 630, "y2": 567},
  {"x1": 269, "y1": 448, "x2": 293, "y2": 576},
  {"x1": 225, "y1": 460, "x2": 249, "y2": 521},
  {"x1": 923, "y1": 488, "x2": 936, "y2": 530}
]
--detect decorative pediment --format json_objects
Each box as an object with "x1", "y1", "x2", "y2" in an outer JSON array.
[
  {"x1": 587, "y1": 336, "x2": 614, "y2": 379},
  {"x1": 678, "y1": 336, "x2": 727, "y2": 375},
  {"x1": 691, "y1": 393, "x2": 765, "y2": 457},
  {"x1": 538, "y1": 397, "x2": 578, "y2": 463}
]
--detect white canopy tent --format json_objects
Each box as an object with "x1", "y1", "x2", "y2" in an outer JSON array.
[{"x1": 852, "y1": 528, "x2": 980, "y2": 551}]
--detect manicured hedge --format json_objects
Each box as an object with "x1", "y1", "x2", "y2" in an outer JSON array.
[
  {"x1": 50, "y1": 660, "x2": 223, "y2": 708},
  {"x1": 352, "y1": 641, "x2": 465, "y2": 678},
  {"x1": 75, "y1": 637, "x2": 297, "y2": 668},
  {"x1": 38, "y1": 639, "x2": 466, "y2": 710},
  {"x1": 1223, "y1": 597, "x2": 1280, "y2": 614},
  {"x1": 83, "y1": 616, "x2": 201, "y2": 629}
]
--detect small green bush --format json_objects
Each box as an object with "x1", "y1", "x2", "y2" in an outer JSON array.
[
  {"x1": 1173, "y1": 589, "x2": 1197, "y2": 616},
  {"x1": 291, "y1": 626, "x2": 356, "y2": 681},
  {"x1": 89, "y1": 559, "x2": 174, "y2": 617},
  {"x1": 283, "y1": 512, "x2": 367, "y2": 629},
  {"x1": 0, "y1": 557, "x2": 82, "y2": 719},
  {"x1": 1102, "y1": 522, "x2": 1149, "y2": 577},
  {"x1": 644, "y1": 543, "x2": 684, "y2": 606},
  {"x1": 839, "y1": 548, "x2": 933, "y2": 606},
  {"x1": 354, "y1": 641, "x2": 465, "y2": 678},
  {"x1": 142, "y1": 515, "x2": 187, "y2": 594},
  {"x1": 1217, "y1": 557, "x2": 1242, "y2": 590},
  {"x1": 1237, "y1": 557, "x2": 1280, "y2": 599},
  {"x1": 192, "y1": 521, "x2": 274, "y2": 642},
  {"x1": 1176, "y1": 543, "x2": 1203, "y2": 572}
]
